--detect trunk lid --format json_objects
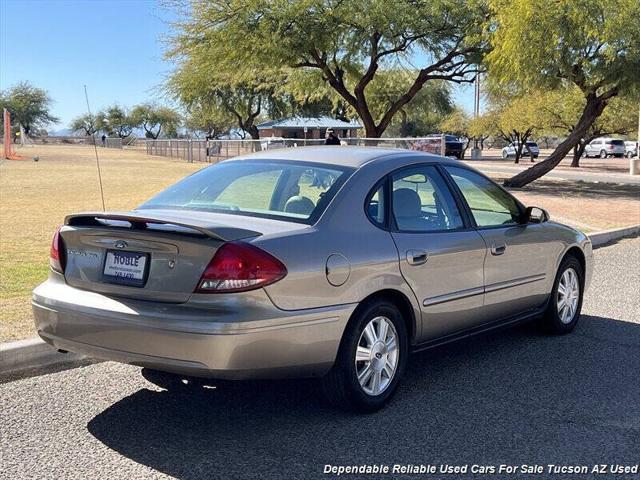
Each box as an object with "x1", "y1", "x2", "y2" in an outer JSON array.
[{"x1": 59, "y1": 209, "x2": 302, "y2": 302}]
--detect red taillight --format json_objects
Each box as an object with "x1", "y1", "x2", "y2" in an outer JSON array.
[
  {"x1": 195, "y1": 242, "x2": 287, "y2": 293},
  {"x1": 49, "y1": 226, "x2": 65, "y2": 273}
]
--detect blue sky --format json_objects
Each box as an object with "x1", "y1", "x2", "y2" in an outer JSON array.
[{"x1": 0, "y1": 0, "x2": 474, "y2": 131}]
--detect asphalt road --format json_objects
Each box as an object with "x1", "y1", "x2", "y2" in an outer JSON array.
[{"x1": 1, "y1": 238, "x2": 639, "y2": 480}]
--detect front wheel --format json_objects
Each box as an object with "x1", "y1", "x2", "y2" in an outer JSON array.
[
  {"x1": 502, "y1": 150, "x2": 509, "y2": 159},
  {"x1": 540, "y1": 256, "x2": 584, "y2": 334},
  {"x1": 321, "y1": 300, "x2": 408, "y2": 412}
]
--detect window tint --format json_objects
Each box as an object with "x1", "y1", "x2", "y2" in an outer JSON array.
[
  {"x1": 140, "y1": 161, "x2": 352, "y2": 224},
  {"x1": 445, "y1": 166, "x2": 522, "y2": 228},
  {"x1": 610, "y1": 140, "x2": 624, "y2": 146},
  {"x1": 391, "y1": 166, "x2": 463, "y2": 232}
]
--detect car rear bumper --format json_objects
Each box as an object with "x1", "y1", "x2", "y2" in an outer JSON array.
[{"x1": 32, "y1": 274, "x2": 356, "y2": 379}]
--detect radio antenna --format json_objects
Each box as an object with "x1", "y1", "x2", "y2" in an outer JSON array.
[{"x1": 84, "y1": 85, "x2": 106, "y2": 211}]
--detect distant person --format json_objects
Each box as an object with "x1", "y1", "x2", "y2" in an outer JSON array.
[
  {"x1": 325, "y1": 129, "x2": 341, "y2": 145},
  {"x1": 101, "y1": 134, "x2": 106, "y2": 147}
]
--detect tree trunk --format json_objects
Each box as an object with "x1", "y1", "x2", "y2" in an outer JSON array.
[
  {"x1": 571, "y1": 142, "x2": 586, "y2": 167},
  {"x1": 503, "y1": 94, "x2": 609, "y2": 188},
  {"x1": 514, "y1": 139, "x2": 523, "y2": 164}
]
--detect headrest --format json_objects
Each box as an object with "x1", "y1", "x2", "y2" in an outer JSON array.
[
  {"x1": 284, "y1": 196, "x2": 315, "y2": 216},
  {"x1": 393, "y1": 188, "x2": 422, "y2": 218}
]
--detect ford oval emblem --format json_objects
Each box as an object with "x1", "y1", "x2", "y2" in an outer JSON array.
[{"x1": 114, "y1": 240, "x2": 127, "y2": 249}]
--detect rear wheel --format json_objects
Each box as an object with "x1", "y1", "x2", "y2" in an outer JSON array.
[
  {"x1": 540, "y1": 256, "x2": 584, "y2": 334},
  {"x1": 321, "y1": 300, "x2": 408, "y2": 412},
  {"x1": 599, "y1": 149, "x2": 607, "y2": 158},
  {"x1": 502, "y1": 150, "x2": 509, "y2": 159}
]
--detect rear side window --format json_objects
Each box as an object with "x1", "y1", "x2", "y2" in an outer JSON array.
[
  {"x1": 610, "y1": 140, "x2": 625, "y2": 146},
  {"x1": 366, "y1": 184, "x2": 386, "y2": 227},
  {"x1": 391, "y1": 166, "x2": 463, "y2": 232},
  {"x1": 445, "y1": 166, "x2": 522, "y2": 228},
  {"x1": 140, "y1": 160, "x2": 353, "y2": 224}
]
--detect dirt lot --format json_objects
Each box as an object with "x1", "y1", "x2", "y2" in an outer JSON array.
[{"x1": 0, "y1": 144, "x2": 638, "y2": 342}]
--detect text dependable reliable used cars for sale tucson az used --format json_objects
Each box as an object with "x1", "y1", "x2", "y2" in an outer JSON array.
[{"x1": 32, "y1": 147, "x2": 593, "y2": 412}]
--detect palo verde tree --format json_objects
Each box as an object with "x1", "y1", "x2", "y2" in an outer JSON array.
[
  {"x1": 184, "y1": 102, "x2": 236, "y2": 138},
  {"x1": 167, "y1": 58, "x2": 276, "y2": 140},
  {"x1": 362, "y1": 72, "x2": 453, "y2": 137},
  {"x1": 95, "y1": 105, "x2": 135, "y2": 139},
  {"x1": 0, "y1": 81, "x2": 59, "y2": 136},
  {"x1": 485, "y1": 94, "x2": 544, "y2": 163},
  {"x1": 166, "y1": 0, "x2": 486, "y2": 138},
  {"x1": 539, "y1": 88, "x2": 638, "y2": 166},
  {"x1": 486, "y1": 0, "x2": 640, "y2": 187},
  {"x1": 130, "y1": 103, "x2": 182, "y2": 139},
  {"x1": 69, "y1": 113, "x2": 98, "y2": 136}
]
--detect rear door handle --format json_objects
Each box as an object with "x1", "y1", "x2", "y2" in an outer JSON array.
[
  {"x1": 406, "y1": 249, "x2": 429, "y2": 266},
  {"x1": 491, "y1": 243, "x2": 506, "y2": 256}
]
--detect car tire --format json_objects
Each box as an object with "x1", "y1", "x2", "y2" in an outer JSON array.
[
  {"x1": 599, "y1": 150, "x2": 607, "y2": 159},
  {"x1": 540, "y1": 256, "x2": 584, "y2": 335},
  {"x1": 321, "y1": 300, "x2": 408, "y2": 412},
  {"x1": 502, "y1": 150, "x2": 509, "y2": 159},
  {"x1": 141, "y1": 368, "x2": 198, "y2": 391}
]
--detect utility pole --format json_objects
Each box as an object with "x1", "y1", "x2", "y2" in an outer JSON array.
[{"x1": 471, "y1": 72, "x2": 482, "y2": 159}]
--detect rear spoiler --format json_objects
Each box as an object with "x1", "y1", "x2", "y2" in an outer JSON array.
[{"x1": 64, "y1": 211, "x2": 261, "y2": 242}]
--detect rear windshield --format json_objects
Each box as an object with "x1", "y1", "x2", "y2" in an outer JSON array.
[
  {"x1": 608, "y1": 140, "x2": 625, "y2": 146},
  {"x1": 139, "y1": 160, "x2": 353, "y2": 224},
  {"x1": 525, "y1": 141, "x2": 538, "y2": 147}
]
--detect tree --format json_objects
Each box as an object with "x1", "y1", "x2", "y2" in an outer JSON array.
[
  {"x1": 69, "y1": 113, "x2": 98, "y2": 136},
  {"x1": 0, "y1": 81, "x2": 59, "y2": 136},
  {"x1": 184, "y1": 102, "x2": 236, "y2": 138},
  {"x1": 485, "y1": 95, "x2": 544, "y2": 163},
  {"x1": 131, "y1": 103, "x2": 182, "y2": 139},
  {"x1": 96, "y1": 105, "x2": 135, "y2": 138},
  {"x1": 486, "y1": 0, "x2": 640, "y2": 186},
  {"x1": 362, "y1": 73, "x2": 453, "y2": 137},
  {"x1": 167, "y1": 55, "x2": 274, "y2": 140},
  {"x1": 539, "y1": 88, "x2": 638, "y2": 166},
  {"x1": 166, "y1": 0, "x2": 486, "y2": 138}
]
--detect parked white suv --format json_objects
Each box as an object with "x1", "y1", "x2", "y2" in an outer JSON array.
[
  {"x1": 624, "y1": 141, "x2": 638, "y2": 158},
  {"x1": 584, "y1": 138, "x2": 626, "y2": 158}
]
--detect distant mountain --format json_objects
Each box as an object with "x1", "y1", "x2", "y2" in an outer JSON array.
[{"x1": 48, "y1": 128, "x2": 76, "y2": 137}]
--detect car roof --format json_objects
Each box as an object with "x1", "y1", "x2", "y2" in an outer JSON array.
[{"x1": 225, "y1": 145, "x2": 459, "y2": 169}]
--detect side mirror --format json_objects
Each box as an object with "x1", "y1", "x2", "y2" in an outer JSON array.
[{"x1": 523, "y1": 206, "x2": 549, "y2": 224}]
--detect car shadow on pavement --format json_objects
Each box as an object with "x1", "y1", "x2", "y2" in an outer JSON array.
[{"x1": 87, "y1": 315, "x2": 640, "y2": 480}]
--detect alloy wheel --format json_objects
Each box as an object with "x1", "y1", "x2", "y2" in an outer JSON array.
[
  {"x1": 557, "y1": 268, "x2": 580, "y2": 324},
  {"x1": 355, "y1": 316, "x2": 399, "y2": 396}
]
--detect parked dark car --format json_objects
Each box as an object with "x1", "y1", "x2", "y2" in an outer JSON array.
[{"x1": 413, "y1": 135, "x2": 466, "y2": 159}]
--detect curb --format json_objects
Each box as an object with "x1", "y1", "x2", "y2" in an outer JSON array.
[
  {"x1": 0, "y1": 337, "x2": 83, "y2": 375},
  {"x1": 588, "y1": 224, "x2": 639, "y2": 248},
  {"x1": 1, "y1": 224, "x2": 638, "y2": 377}
]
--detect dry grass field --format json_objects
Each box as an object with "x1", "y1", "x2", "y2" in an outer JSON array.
[
  {"x1": 0, "y1": 145, "x2": 205, "y2": 341},
  {"x1": 1, "y1": 144, "x2": 638, "y2": 342}
]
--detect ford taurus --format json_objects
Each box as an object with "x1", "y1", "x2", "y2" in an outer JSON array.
[{"x1": 33, "y1": 147, "x2": 592, "y2": 412}]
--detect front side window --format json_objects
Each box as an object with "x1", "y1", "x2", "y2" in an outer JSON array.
[
  {"x1": 391, "y1": 166, "x2": 463, "y2": 232},
  {"x1": 140, "y1": 160, "x2": 352, "y2": 224},
  {"x1": 445, "y1": 166, "x2": 522, "y2": 228}
]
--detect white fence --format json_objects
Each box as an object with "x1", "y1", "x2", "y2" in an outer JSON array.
[{"x1": 145, "y1": 137, "x2": 447, "y2": 163}]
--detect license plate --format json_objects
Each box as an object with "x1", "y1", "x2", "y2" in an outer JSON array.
[{"x1": 103, "y1": 250, "x2": 149, "y2": 287}]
